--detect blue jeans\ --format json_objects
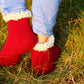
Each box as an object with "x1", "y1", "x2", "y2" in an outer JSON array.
[{"x1": 0, "y1": 0, "x2": 61, "y2": 37}]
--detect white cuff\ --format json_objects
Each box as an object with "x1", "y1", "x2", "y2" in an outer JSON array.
[
  {"x1": 3, "y1": 10, "x2": 32, "y2": 22},
  {"x1": 33, "y1": 35, "x2": 55, "y2": 51}
]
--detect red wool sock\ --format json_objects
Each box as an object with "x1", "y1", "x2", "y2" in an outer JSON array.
[
  {"x1": 0, "y1": 10, "x2": 37, "y2": 66},
  {"x1": 31, "y1": 35, "x2": 60, "y2": 75}
]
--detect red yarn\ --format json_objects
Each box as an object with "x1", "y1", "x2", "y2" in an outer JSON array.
[
  {"x1": 31, "y1": 46, "x2": 60, "y2": 75},
  {"x1": 0, "y1": 18, "x2": 37, "y2": 66}
]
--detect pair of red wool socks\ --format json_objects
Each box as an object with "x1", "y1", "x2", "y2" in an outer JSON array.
[{"x1": 0, "y1": 10, "x2": 60, "y2": 74}]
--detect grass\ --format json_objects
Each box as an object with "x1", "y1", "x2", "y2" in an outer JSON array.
[{"x1": 0, "y1": 0, "x2": 84, "y2": 84}]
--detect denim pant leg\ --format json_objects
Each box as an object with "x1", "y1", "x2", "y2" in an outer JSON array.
[
  {"x1": 0, "y1": 0, "x2": 27, "y2": 15},
  {"x1": 32, "y1": 0, "x2": 61, "y2": 37}
]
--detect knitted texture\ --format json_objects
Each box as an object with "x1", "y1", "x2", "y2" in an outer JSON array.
[
  {"x1": 31, "y1": 46, "x2": 60, "y2": 74},
  {"x1": 0, "y1": 18, "x2": 37, "y2": 66}
]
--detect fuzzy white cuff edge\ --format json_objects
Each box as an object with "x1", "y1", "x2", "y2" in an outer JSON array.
[
  {"x1": 33, "y1": 35, "x2": 55, "y2": 51},
  {"x1": 3, "y1": 10, "x2": 32, "y2": 22}
]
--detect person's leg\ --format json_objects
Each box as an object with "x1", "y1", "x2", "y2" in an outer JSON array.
[
  {"x1": 31, "y1": 0, "x2": 61, "y2": 74},
  {"x1": 0, "y1": 0, "x2": 37, "y2": 66}
]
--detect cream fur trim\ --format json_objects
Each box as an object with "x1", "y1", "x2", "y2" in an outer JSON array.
[
  {"x1": 33, "y1": 35, "x2": 55, "y2": 51},
  {"x1": 3, "y1": 10, "x2": 32, "y2": 22}
]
